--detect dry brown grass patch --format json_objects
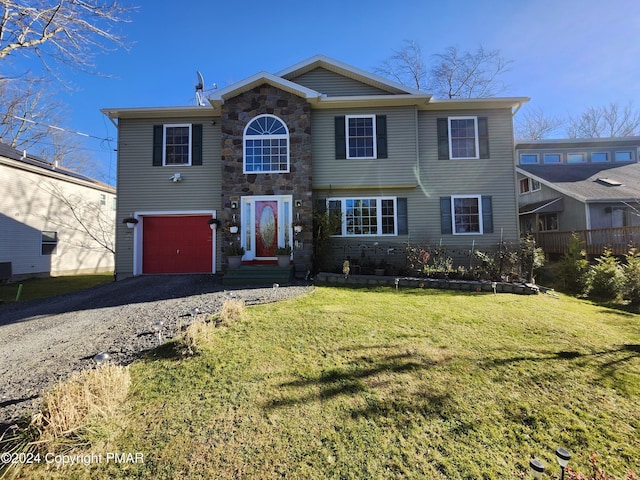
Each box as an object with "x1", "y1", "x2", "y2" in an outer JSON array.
[{"x1": 218, "y1": 298, "x2": 245, "y2": 326}]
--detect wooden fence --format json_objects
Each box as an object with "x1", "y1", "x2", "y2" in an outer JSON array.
[{"x1": 534, "y1": 226, "x2": 640, "y2": 256}]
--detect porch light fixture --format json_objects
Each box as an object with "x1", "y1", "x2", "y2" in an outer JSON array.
[
  {"x1": 170, "y1": 173, "x2": 182, "y2": 182},
  {"x1": 123, "y1": 217, "x2": 138, "y2": 228},
  {"x1": 529, "y1": 457, "x2": 544, "y2": 479},
  {"x1": 295, "y1": 199, "x2": 302, "y2": 208},
  {"x1": 208, "y1": 218, "x2": 220, "y2": 230},
  {"x1": 231, "y1": 201, "x2": 238, "y2": 209},
  {"x1": 93, "y1": 352, "x2": 110, "y2": 366}
]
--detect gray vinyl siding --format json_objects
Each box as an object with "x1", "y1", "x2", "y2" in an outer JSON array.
[
  {"x1": 414, "y1": 108, "x2": 519, "y2": 254},
  {"x1": 312, "y1": 106, "x2": 418, "y2": 188},
  {"x1": 115, "y1": 117, "x2": 222, "y2": 277},
  {"x1": 290, "y1": 67, "x2": 390, "y2": 96}
]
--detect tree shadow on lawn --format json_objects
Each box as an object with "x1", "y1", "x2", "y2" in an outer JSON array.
[{"x1": 263, "y1": 351, "x2": 453, "y2": 422}]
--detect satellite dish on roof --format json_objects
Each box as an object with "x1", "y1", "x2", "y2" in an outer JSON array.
[{"x1": 195, "y1": 71, "x2": 205, "y2": 106}]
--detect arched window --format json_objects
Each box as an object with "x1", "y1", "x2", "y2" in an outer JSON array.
[{"x1": 243, "y1": 115, "x2": 289, "y2": 173}]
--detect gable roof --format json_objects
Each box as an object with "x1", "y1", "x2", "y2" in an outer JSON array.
[
  {"x1": 517, "y1": 162, "x2": 640, "y2": 203},
  {"x1": 0, "y1": 142, "x2": 115, "y2": 192}
]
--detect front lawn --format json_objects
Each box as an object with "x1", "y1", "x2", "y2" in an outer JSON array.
[
  {"x1": 18, "y1": 287, "x2": 640, "y2": 479},
  {"x1": 0, "y1": 273, "x2": 113, "y2": 303}
]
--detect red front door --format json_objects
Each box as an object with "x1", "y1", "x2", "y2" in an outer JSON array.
[
  {"x1": 143, "y1": 216, "x2": 212, "y2": 273},
  {"x1": 255, "y1": 201, "x2": 278, "y2": 257}
]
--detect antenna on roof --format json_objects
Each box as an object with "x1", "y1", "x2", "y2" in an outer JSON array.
[{"x1": 195, "y1": 71, "x2": 206, "y2": 106}]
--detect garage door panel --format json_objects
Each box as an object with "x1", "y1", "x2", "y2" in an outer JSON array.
[{"x1": 143, "y1": 216, "x2": 212, "y2": 274}]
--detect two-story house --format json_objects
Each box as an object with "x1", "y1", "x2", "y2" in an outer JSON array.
[
  {"x1": 102, "y1": 55, "x2": 528, "y2": 281},
  {"x1": 0, "y1": 142, "x2": 116, "y2": 281},
  {"x1": 516, "y1": 137, "x2": 640, "y2": 255}
]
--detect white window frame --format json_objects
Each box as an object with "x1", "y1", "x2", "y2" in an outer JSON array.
[
  {"x1": 345, "y1": 114, "x2": 377, "y2": 159},
  {"x1": 567, "y1": 153, "x2": 586, "y2": 163},
  {"x1": 615, "y1": 151, "x2": 633, "y2": 162},
  {"x1": 41, "y1": 231, "x2": 58, "y2": 256},
  {"x1": 243, "y1": 114, "x2": 290, "y2": 174},
  {"x1": 163, "y1": 124, "x2": 192, "y2": 166},
  {"x1": 520, "y1": 178, "x2": 541, "y2": 194},
  {"x1": 451, "y1": 195, "x2": 483, "y2": 235},
  {"x1": 591, "y1": 152, "x2": 609, "y2": 163},
  {"x1": 327, "y1": 196, "x2": 397, "y2": 236},
  {"x1": 448, "y1": 116, "x2": 479, "y2": 160}
]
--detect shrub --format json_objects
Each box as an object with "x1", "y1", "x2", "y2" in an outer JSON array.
[
  {"x1": 218, "y1": 297, "x2": 245, "y2": 326},
  {"x1": 558, "y1": 234, "x2": 589, "y2": 294},
  {"x1": 519, "y1": 234, "x2": 545, "y2": 282},
  {"x1": 622, "y1": 249, "x2": 640, "y2": 307},
  {"x1": 180, "y1": 316, "x2": 214, "y2": 356},
  {"x1": 585, "y1": 249, "x2": 624, "y2": 301}
]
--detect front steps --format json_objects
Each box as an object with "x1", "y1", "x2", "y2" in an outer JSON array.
[{"x1": 222, "y1": 264, "x2": 294, "y2": 287}]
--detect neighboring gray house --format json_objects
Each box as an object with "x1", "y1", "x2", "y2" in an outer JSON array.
[
  {"x1": 516, "y1": 137, "x2": 640, "y2": 255},
  {"x1": 102, "y1": 55, "x2": 529, "y2": 280},
  {"x1": 0, "y1": 143, "x2": 116, "y2": 281}
]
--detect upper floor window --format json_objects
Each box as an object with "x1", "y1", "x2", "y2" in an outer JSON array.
[
  {"x1": 520, "y1": 154, "x2": 538, "y2": 164},
  {"x1": 334, "y1": 115, "x2": 387, "y2": 160},
  {"x1": 438, "y1": 116, "x2": 489, "y2": 160},
  {"x1": 592, "y1": 152, "x2": 609, "y2": 162},
  {"x1": 164, "y1": 124, "x2": 192, "y2": 165},
  {"x1": 567, "y1": 153, "x2": 585, "y2": 163},
  {"x1": 615, "y1": 151, "x2": 633, "y2": 162},
  {"x1": 244, "y1": 115, "x2": 289, "y2": 173},
  {"x1": 520, "y1": 177, "x2": 541, "y2": 194},
  {"x1": 152, "y1": 124, "x2": 203, "y2": 166},
  {"x1": 543, "y1": 153, "x2": 561, "y2": 164}
]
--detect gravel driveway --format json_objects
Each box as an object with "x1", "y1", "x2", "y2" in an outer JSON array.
[{"x1": 0, "y1": 275, "x2": 312, "y2": 428}]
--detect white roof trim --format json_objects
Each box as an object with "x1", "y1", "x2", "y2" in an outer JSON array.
[
  {"x1": 276, "y1": 54, "x2": 425, "y2": 96},
  {"x1": 208, "y1": 71, "x2": 323, "y2": 106}
]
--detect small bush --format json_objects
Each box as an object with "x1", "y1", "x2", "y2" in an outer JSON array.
[
  {"x1": 558, "y1": 234, "x2": 589, "y2": 294},
  {"x1": 180, "y1": 316, "x2": 215, "y2": 356},
  {"x1": 30, "y1": 364, "x2": 130, "y2": 446},
  {"x1": 219, "y1": 298, "x2": 245, "y2": 326},
  {"x1": 586, "y1": 249, "x2": 624, "y2": 301},
  {"x1": 622, "y1": 249, "x2": 640, "y2": 307}
]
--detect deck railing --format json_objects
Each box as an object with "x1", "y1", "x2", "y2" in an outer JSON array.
[{"x1": 534, "y1": 226, "x2": 640, "y2": 255}]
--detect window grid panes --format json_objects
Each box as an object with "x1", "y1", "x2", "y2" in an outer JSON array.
[
  {"x1": 449, "y1": 118, "x2": 478, "y2": 158},
  {"x1": 453, "y1": 197, "x2": 481, "y2": 234},
  {"x1": 244, "y1": 115, "x2": 289, "y2": 173},
  {"x1": 328, "y1": 198, "x2": 396, "y2": 236},
  {"x1": 347, "y1": 116, "x2": 375, "y2": 158},
  {"x1": 164, "y1": 126, "x2": 190, "y2": 165}
]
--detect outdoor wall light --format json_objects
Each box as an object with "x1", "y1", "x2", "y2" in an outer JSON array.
[
  {"x1": 123, "y1": 217, "x2": 138, "y2": 228},
  {"x1": 295, "y1": 199, "x2": 302, "y2": 208},
  {"x1": 170, "y1": 173, "x2": 182, "y2": 182},
  {"x1": 530, "y1": 457, "x2": 544, "y2": 479},
  {"x1": 208, "y1": 218, "x2": 220, "y2": 230},
  {"x1": 93, "y1": 352, "x2": 110, "y2": 366},
  {"x1": 230, "y1": 201, "x2": 238, "y2": 209}
]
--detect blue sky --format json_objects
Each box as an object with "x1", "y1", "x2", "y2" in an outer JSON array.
[{"x1": 11, "y1": 0, "x2": 640, "y2": 185}]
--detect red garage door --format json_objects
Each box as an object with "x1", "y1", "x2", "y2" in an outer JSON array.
[{"x1": 143, "y1": 216, "x2": 212, "y2": 274}]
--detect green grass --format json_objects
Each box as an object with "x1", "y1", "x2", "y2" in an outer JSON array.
[
  {"x1": 18, "y1": 287, "x2": 640, "y2": 479},
  {"x1": 0, "y1": 274, "x2": 113, "y2": 303}
]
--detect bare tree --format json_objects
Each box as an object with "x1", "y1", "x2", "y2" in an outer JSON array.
[
  {"x1": 567, "y1": 102, "x2": 640, "y2": 138},
  {"x1": 0, "y1": 0, "x2": 133, "y2": 77},
  {"x1": 374, "y1": 40, "x2": 427, "y2": 91},
  {"x1": 515, "y1": 107, "x2": 564, "y2": 140},
  {"x1": 377, "y1": 42, "x2": 511, "y2": 98},
  {"x1": 429, "y1": 45, "x2": 511, "y2": 99}
]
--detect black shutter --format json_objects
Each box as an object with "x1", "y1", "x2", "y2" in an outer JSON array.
[
  {"x1": 192, "y1": 124, "x2": 203, "y2": 165},
  {"x1": 376, "y1": 115, "x2": 387, "y2": 159},
  {"x1": 437, "y1": 118, "x2": 449, "y2": 160},
  {"x1": 152, "y1": 125, "x2": 163, "y2": 166},
  {"x1": 478, "y1": 117, "x2": 489, "y2": 159},
  {"x1": 335, "y1": 116, "x2": 346, "y2": 159},
  {"x1": 482, "y1": 195, "x2": 493, "y2": 233},
  {"x1": 397, "y1": 197, "x2": 408, "y2": 235},
  {"x1": 440, "y1": 197, "x2": 452, "y2": 234}
]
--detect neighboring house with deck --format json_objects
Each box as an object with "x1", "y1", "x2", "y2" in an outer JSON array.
[
  {"x1": 102, "y1": 55, "x2": 529, "y2": 281},
  {"x1": 0, "y1": 143, "x2": 116, "y2": 281},
  {"x1": 515, "y1": 137, "x2": 640, "y2": 255}
]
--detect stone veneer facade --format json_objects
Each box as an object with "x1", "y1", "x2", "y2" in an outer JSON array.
[{"x1": 220, "y1": 84, "x2": 313, "y2": 274}]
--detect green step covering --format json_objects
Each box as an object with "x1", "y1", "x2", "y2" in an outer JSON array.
[{"x1": 223, "y1": 264, "x2": 294, "y2": 287}]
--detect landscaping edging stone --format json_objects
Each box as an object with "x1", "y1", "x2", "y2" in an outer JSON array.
[{"x1": 314, "y1": 272, "x2": 540, "y2": 295}]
